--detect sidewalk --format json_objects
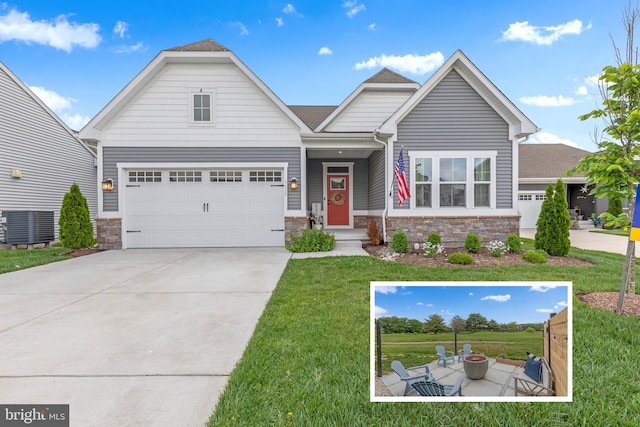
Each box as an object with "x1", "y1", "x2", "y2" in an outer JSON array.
[{"x1": 520, "y1": 224, "x2": 638, "y2": 256}]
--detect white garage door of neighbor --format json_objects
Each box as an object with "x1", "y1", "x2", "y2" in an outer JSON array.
[
  {"x1": 518, "y1": 193, "x2": 546, "y2": 229},
  {"x1": 124, "y1": 169, "x2": 285, "y2": 248}
]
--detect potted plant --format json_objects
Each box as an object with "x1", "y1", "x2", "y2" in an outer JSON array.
[{"x1": 591, "y1": 213, "x2": 601, "y2": 228}]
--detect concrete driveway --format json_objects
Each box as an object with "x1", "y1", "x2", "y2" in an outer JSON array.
[{"x1": 0, "y1": 248, "x2": 291, "y2": 426}]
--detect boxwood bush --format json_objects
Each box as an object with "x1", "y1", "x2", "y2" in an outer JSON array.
[
  {"x1": 448, "y1": 252, "x2": 474, "y2": 265},
  {"x1": 522, "y1": 250, "x2": 548, "y2": 264},
  {"x1": 464, "y1": 233, "x2": 481, "y2": 253},
  {"x1": 391, "y1": 231, "x2": 409, "y2": 253}
]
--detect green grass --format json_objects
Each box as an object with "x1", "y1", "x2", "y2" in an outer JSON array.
[
  {"x1": 589, "y1": 228, "x2": 629, "y2": 237},
  {"x1": 208, "y1": 244, "x2": 640, "y2": 426},
  {"x1": 0, "y1": 247, "x2": 73, "y2": 274},
  {"x1": 381, "y1": 331, "x2": 543, "y2": 372}
]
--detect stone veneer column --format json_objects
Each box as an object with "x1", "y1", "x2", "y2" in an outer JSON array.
[
  {"x1": 284, "y1": 216, "x2": 309, "y2": 245},
  {"x1": 96, "y1": 218, "x2": 122, "y2": 250}
]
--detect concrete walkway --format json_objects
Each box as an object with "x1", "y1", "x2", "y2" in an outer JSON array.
[
  {"x1": 0, "y1": 248, "x2": 290, "y2": 427},
  {"x1": 520, "y1": 223, "x2": 639, "y2": 256}
]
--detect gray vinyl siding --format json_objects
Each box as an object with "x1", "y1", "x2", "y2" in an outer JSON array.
[
  {"x1": 396, "y1": 69, "x2": 512, "y2": 209},
  {"x1": 0, "y1": 66, "x2": 97, "y2": 242},
  {"x1": 368, "y1": 150, "x2": 385, "y2": 210},
  {"x1": 305, "y1": 158, "x2": 369, "y2": 211},
  {"x1": 103, "y1": 147, "x2": 301, "y2": 211}
]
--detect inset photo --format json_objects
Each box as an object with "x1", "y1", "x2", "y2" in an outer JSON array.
[{"x1": 371, "y1": 281, "x2": 572, "y2": 402}]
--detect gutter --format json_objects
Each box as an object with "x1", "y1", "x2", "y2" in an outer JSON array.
[{"x1": 373, "y1": 129, "x2": 391, "y2": 243}]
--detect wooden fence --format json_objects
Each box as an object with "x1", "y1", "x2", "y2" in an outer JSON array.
[{"x1": 543, "y1": 307, "x2": 569, "y2": 396}]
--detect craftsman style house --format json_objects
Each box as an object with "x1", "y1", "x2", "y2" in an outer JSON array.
[{"x1": 79, "y1": 39, "x2": 538, "y2": 249}]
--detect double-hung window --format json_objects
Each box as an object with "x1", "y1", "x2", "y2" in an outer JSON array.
[
  {"x1": 190, "y1": 90, "x2": 215, "y2": 125},
  {"x1": 410, "y1": 151, "x2": 497, "y2": 209}
]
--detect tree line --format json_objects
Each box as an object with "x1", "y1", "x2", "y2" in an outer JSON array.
[{"x1": 377, "y1": 313, "x2": 543, "y2": 334}]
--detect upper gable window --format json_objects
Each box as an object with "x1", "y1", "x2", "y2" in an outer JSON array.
[{"x1": 190, "y1": 90, "x2": 215, "y2": 125}]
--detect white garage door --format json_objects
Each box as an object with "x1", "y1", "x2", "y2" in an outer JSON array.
[
  {"x1": 518, "y1": 193, "x2": 546, "y2": 229},
  {"x1": 124, "y1": 169, "x2": 285, "y2": 248}
]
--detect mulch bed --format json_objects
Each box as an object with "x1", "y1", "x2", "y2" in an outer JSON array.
[
  {"x1": 60, "y1": 248, "x2": 104, "y2": 257},
  {"x1": 362, "y1": 244, "x2": 592, "y2": 268},
  {"x1": 576, "y1": 292, "x2": 640, "y2": 317}
]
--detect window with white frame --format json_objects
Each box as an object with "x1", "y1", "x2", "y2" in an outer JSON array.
[
  {"x1": 193, "y1": 94, "x2": 211, "y2": 122},
  {"x1": 410, "y1": 151, "x2": 497, "y2": 209}
]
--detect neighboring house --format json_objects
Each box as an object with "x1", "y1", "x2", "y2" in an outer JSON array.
[
  {"x1": 79, "y1": 39, "x2": 538, "y2": 249},
  {"x1": 0, "y1": 61, "x2": 97, "y2": 245},
  {"x1": 518, "y1": 143, "x2": 604, "y2": 228}
]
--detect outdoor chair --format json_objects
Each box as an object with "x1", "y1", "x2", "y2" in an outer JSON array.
[
  {"x1": 458, "y1": 344, "x2": 473, "y2": 362},
  {"x1": 436, "y1": 345, "x2": 455, "y2": 367},
  {"x1": 391, "y1": 360, "x2": 434, "y2": 396},
  {"x1": 409, "y1": 377, "x2": 463, "y2": 397},
  {"x1": 514, "y1": 356, "x2": 555, "y2": 396}
]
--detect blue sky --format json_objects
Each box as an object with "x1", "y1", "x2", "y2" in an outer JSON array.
[
  {"x1": 0, "y1": 1, "x2": 633, "y2": 151},
  {"x1": 373, "y1": 282, "x2": 570, "y2": 325}
]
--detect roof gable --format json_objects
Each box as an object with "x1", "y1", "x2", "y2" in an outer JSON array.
[
  {"x1": 79, "y1": 38, "x2": 312, "y2": 140},
  {"x1": 315, "y1": 68, "x2": 420, "y2": 132},
  {"x1": 379, "y1": 50, "x2": 538, "y2": 140}
]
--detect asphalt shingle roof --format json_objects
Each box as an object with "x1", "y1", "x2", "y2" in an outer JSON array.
[
  {"x1": 165, "y1": 38, "x2": 230, "y2": 52},
  {"x1": 519, "y1": 143, "x2": 591, "y2": 178},
  {"x1": 288, "y1": 106, "x2": 338, "y2": 130},
  {"x1": 364, "y1": 68, "x2": 418, "y2": 84}
]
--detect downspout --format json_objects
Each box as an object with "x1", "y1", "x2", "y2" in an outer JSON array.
[{"x1": 373, "y1": 129, "x2": 391, "y2": 243}]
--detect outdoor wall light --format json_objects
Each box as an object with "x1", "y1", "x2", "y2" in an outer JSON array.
[
  {"x1": 290, "y1": 177, "x2": 298, "y2": 190},
  {"x1": 102, "y1": 178, "x2": 114, "y2": 191}
]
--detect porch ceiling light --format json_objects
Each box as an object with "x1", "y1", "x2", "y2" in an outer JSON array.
[
  {"x1": 102, "y1": 178, "x2": 114, "y2": 191},
  {"x1": 290, "y1": 177, "x2": 298, "y2": 190}
]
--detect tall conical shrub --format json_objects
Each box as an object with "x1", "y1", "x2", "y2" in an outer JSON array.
[
  {"x1": 59, "y1": 183, "x2": 95, "y2": 248},
  {"x1": 534, "y1": 180, "x2": 570, "y2": 256}
]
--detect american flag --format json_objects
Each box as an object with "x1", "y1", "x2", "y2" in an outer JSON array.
[{"x1": 395, "y1": 148, "x2": 411, "y2": 206}]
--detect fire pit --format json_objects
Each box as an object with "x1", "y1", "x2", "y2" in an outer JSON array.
[{"x1": 463, "y1": 355, "x2": 488, "y2": 379}]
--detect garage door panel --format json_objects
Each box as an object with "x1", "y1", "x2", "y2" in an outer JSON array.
[{"x1": 125, "y1": 169, "x2": 284, "y2": 248}]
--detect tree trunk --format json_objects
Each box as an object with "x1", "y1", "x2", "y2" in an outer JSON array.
[{"x1": 617, "y1": 194, "x2": 637, "y2": 313}]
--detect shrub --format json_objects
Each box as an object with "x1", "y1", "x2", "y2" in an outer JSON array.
[
  {"x1": 391, "y1": 231, "x2": 409, "y2": 253},
  {"x1": 608, "y1": 197, "x2": 623, "y2": 217},
  {"x1": 464, "y1": 233, "x2": 481, "y2": 253},
  {"x1": 423, "y1": 241, "x2": 445, "y2": 258},
  {"x1": 448, "y1": 252, "x2": 474, "y2": 265},
  {"x1": 524, "y1": 327, "x2": 536, "y2": 333},
  {"x1": 427, "y1": 233, "x2": 442, "y2": 245},
  {"x1": 535, "y1": 180, "x2": 570, "y2": 256},
  {"x1": 522, "y1": 250, "x2": 548, "y2": 264},
  {"x1": 487, "y1": 240, "x2": 507, "y2": 257},
  {"x1": 366, "y1": 218, "x2": 382, "y2": 245},
  {"x1": 59, "y1": 183, "x2": 95, "y2": 249},
  {"x1": 288, "y1": 228, "x2": 336, "y2": 253},
  {"x1": 505, "y1": 234, "x2": 522, "y2": 253}
]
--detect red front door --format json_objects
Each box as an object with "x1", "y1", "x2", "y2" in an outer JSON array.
[{"x1": 327, "y1": 175, "x2": 349, "y2": 226}]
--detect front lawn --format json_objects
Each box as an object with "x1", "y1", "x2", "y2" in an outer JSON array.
[
  {"x1": 208, "y1": 246, "x2": 640, "y2": 426},
  {"x1": 0, "y1": 247, "x2": 73, "y2": 274}
]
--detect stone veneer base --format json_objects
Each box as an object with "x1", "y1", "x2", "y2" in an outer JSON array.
[{"x1": 96, "y1": 218, "x2": 122, "y2": 250}]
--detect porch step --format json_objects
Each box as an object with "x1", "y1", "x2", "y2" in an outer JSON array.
[{"x1": 328, "y1": 228, "x2": 368, "y2": 241}]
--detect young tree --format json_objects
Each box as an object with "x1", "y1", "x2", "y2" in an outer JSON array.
[
  {"x1": 59, "y1": 183, "x2": 95, "y2": 249},
  {"x1": 449, "y1": 315, "x2": 467, "y2": 332},
  {"x1": 423, "y1": 314, "x2": 446, "y2": 334},
  {"x1": 567, "y1": 3, "x2": 640, "y2": 310},
  {"x1": 534, "y1": 180, "x2": 571, "y2": 256}
]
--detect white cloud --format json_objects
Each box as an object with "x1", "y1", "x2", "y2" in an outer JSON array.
[
  {"x1": 526, "y1": 132, "x2": 579, "y2": 148},
  {"x1": 469, "y1": 292, "x2": 474, "y2": 296},
  {"x1": 283, "y1": 4, "x2": 301, "y2": 16},
  {"x1": 354, "y1": 52, "x2": 444, "y2": 75},
  {"x1": 231, "y1": 21, "x2": 248, "y2": 35},
  {"x1": 368, "y1": 22, "x2": 376, "y2": 30},
  {"x1": 530, "y1": 284, "x2": 557, "y2": 292},
  {"x1": 556, "y1": 301, "x2": 567, "y2": 307},
  {"x1": 481, "y1": 294, "x2": 511, "y2": 302},
  {"x1": 536, "y1": 308, "x2": 554, "y2": 313},
  {"x1": 114, "y1": 42, "x2": 146, "y2": 54},
  {"x1": 416, "y1": 302, "x2": 424, "y2": 306},
  {"x1": 344, "y1": 1, "x2": 366, "y2": 18},
  {"x1": 575, "y1": 86, "x2": 588, "y2": 96},
  {"x1": 501, "y1": 19, "x2": 591, "y2": 46},
  {"x1": 585, "y1": 74, "x2": 601, "y2": 86},
  {"x1": 0, "y1": 7, "x2": 100, "y2": 52},
  {"x1": 60, "y1": 112, "x2": 90, "y2": 130},
  {"x1": 519, "y1": 95, "x2": 578, "y2": 107},
  {"x1": 113, "y1": 20, "x2": 128, "y2": 38},
  {"x1": 276, "y1": 17, "x2": 283, "y2": 27},
  {"x1": 374, "y1": 305, "x2": 389, "y2": 318},
  {"x1": 375, "y1": 286, "x2": 397, "y2": 294},
  {"x1": 29, "y1": 85, "x2": 73, "y2": 111},
  {"x1": 28, "y1": 85, "x2": 89, "y2": 130},
  {"x1": 318, "y1": 46, "x2": 332, "y2": 55}
]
